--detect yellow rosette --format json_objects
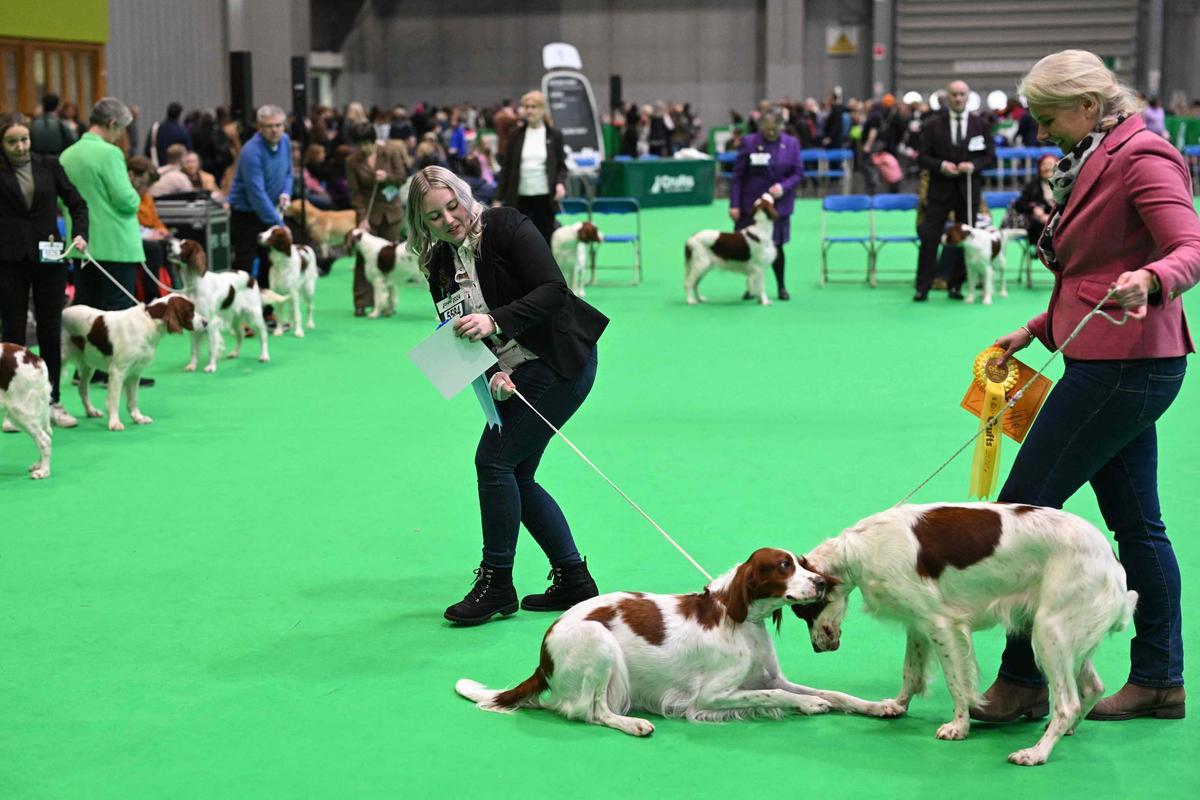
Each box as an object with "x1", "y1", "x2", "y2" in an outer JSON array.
[{"x1": 968, "y1": 347, "x2": 1019, "y2": 498}]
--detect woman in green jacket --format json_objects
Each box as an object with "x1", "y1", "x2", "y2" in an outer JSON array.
[{"x1": 59, "y1": 97, "x2": 143, "y2": 311}]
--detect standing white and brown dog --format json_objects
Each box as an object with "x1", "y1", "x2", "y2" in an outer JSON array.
[
  {"x1": 550, "y1": 221, "x2": 602, "y2": 298},
  {"x1": 62, "y1": 294, "x2": 205, "y2": 431},
  {"x1": 171, "y1": 239, "x2": 279, "y2": 371},
  {"x1": 456, "y1": 547, "x2": 898, "y2": 737},
  {"x1": 0, "y1": 343, "x2": 52, "y2": 479},
  {"x1": 684, "y1": 194, "x2": 777, "y2": 305},
  {"x1": 257, "y1": 226, "x2": 318, "y2": 336},
  {"x1": 345, "y1": 229, "x2": 422, "y2": 317},
  {"x1": 943, "y1": 222, "x2": 1023, "y2": 305},
  {"x1": 793, "y1": 503, "x2": 1137, "y2": 766}
]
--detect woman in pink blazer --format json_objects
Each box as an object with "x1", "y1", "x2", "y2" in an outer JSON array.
[{"x1": 975, "y1": 51, "x2": 1200, "y2": 723}]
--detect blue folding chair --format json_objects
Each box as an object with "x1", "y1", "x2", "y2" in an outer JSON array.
[
  {"x1": 558, "y1": 197, "x2": 591, "y2": 219},
  {"x1": 588, "y1": 197, "x2": 641, "y2": 286},
  {"x1": 869, "y1": 194, "x2": 920, "y2": 287},
  {"x1": 819, "y1": 194, "x2": 873, "y2": 285}
]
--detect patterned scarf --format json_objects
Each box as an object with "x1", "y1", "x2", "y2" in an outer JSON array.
[{"x1": 1038, "y1": 117, "x2": 1124, "y2": 270}]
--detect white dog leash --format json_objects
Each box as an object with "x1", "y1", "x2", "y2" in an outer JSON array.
[
  {"x1": 50, "y1": 244, "x2": 141, "y2": 307},
  {"x1": 511, "y1": 387, "x2": 714, "y2": 581},
  {"x1": 894, "y1": 287, "x2": 1129, "y2": 507}
]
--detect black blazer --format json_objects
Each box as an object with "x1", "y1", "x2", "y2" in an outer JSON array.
[
  {"x1": 916, "y1": 111, "x2": 995, "y2": 204},
  {"x1": 0, "y1": 153, "x2": 88, "y2": 263},
  {"x1": 495, "y1": 124, "x2": 568, "y2": 208},
  {"x1": 425, "y1": 207, "x2": 608, "y2": 380}
]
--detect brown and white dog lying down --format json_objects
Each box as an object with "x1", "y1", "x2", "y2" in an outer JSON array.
[
  {"x1": 684, "y1": 193, "x2": 777, "y2": 306},
  {"x1": 345, "y1": 229, "x2": 423, "y2": 318},
  {"x1": 285, "y1": 199, "x2": 357, "y2": 258},
  {"x1": 793, "y1": 503, "x2": 1137, "y2": 766},
  {"x1": 0, "y1": 343, "x2": 52, "y2": 479},
  {"x1": 257, "y1": 226, "x2": 319, "y2": 337},
  {"x1": 942, "y1": 223, "x2": 1023, "y2": 305},
  {"x1": 170, "y1": 239, "x2": 286, "y2": 372},
  {"x1": 550, "y1": 221, "x2": 602, "y2": 298},
  {"x1": 456, "y1": 548, "x2": 898, "y2": 737},
  {"x1": 62, "y1": 295, "x2": 206, "y2": 431}
]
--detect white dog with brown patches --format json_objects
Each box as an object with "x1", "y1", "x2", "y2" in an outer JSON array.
[
  {"x1": 793, "y1": 503, "x2": 1137, "y2": 766},
  {"x1": 456, "y1": 547, "x2": 898, "y2": 736},
  {"x1": 943, "y1": 223, "x2": 1023, "y2": 305},
  {"x1": 257, "y1": 226, "x2": 318, "y2": 336},
  {"x1": 550, "y1": 221, "x2": 602, "y2": 298},
  {"x1": 345, "y1": 229, "x2": 422, "y2": 318},
  {"x1": 684, "y1": 194, "x2": 777, "y2": 305},
  {"x1": 61, "y1": 295, "x2": 205, "y2": 431},
  {"x1": 171, "y1": 239, "x2": 281, "y2": 372},
  {"x1": 0, "y1": 343, "x2": 52, "y2": 479}
]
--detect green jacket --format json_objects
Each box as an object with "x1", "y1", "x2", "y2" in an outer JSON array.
[{"x1": 59, "y1": 132, "x2": 142, "y2": 262}]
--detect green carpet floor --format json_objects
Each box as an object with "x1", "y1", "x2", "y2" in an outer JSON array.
[{"x1": 3, "y1": 198, "x2": 1198, "y2": 798}]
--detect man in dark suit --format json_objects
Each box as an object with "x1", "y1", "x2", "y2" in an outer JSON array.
[{"x1": 914, "y1": 80, "x2": 996, "y2": 301}]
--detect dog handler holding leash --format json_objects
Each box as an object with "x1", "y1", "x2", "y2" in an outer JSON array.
[
  {"x1": 973, "y1": 50, "x2": 1200, "y2": 723},
  {"x1": 406, "y1": 166, "x2": 609, "y2": 626}
]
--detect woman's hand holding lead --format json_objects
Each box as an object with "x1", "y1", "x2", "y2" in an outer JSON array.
[
  {"x1": 1111, "y1": 269, "x2": 1158, "y2": 320},
  {"x1": 489, "y1": 372, "x2": 516, "y2": 401},
  {"x1": 452, "y1": 313, "x2": 497, "y2": 342}
]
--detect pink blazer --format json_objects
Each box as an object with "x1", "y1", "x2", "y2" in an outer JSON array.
[{"x1": 1027, "y1": 115, "x2": 1200, "y2": 359}]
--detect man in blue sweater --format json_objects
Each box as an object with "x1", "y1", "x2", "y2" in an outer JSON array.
[{"x1": 227, "y1": 105, "x2": 293, "y2": 293}]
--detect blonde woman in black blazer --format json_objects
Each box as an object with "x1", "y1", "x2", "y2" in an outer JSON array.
[
  {"x1": 0, "y1": 113, "x2": 88, "y2": 427},
  {"x1": 494, "y1": 91, "x2": 568, "y2": 244}
]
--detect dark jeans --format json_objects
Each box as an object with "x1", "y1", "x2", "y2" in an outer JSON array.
[
  {"x1": 475, "y1": 347, "x2": 598, "y2": 569},
  {"x1": 997, "y1": 356, "x2": 1187, "y2": 689},
  {"x1": 75, "y1": 260, "x2": 138, "y2": 311},
  {"x1": 516, "y1": 194, "x2": 557, "y2": 245},
  {"x1": 230, "y1": 208, "x2": 273, "y2": 286},
  {"x1": 0, "y1": 260, "x2": 67, "y2": 403}
]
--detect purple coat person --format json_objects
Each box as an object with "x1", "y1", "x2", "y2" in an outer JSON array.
[{"x1": 729, "y1": 131, "x2": 804, "y2": 245}]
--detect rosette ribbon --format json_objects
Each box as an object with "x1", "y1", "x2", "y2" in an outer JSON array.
[{"x1": 968, "y1": 347, "x2": 1018, "y2": 498}]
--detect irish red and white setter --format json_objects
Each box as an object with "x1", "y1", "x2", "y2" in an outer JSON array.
[
  {"x1": 684, "y1": 193, "x2": 777, "y2": 306},
  {"x1": 456, "y1": 547, "x2": 898, "y2": 736},
  {"x1": 793, "y1": 502, "x2": 1137, "y2": 766}
]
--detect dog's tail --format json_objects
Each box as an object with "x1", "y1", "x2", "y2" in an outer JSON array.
[
  {"x1": 455, "y1": 669, "x2": 548, "y2": 714},
  {"x1": 1114, "y1": 590, "x2": 1139, "y2": 633},
  {"x1": 1001, "y1": 228, "x2": 1027, "y2": 244},
  {"x1": 259, "y1": 289, "x2": 290, "y2": 305}
]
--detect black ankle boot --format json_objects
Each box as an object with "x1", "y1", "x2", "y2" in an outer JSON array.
[
  {"x1": 521, "y1": 558, "x2": 599, "y2": 612},
  {"x1": 444, "y1": 563, "x2": 518, "y2": 625}
]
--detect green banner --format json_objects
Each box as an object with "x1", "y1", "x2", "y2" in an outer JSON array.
[{"x1": 598, "y1": 159, "x2": 715, "y2": 208}]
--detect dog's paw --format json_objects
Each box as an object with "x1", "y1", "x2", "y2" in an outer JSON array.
[
  {"x1": 936, "y1": 720, "x2": 969, "y2": 740},
  {"x1": 29, "y1": 463, "x2": 50, "y2": 479},
  {"x1": 870, "y1": 699, "x2": 907, "y2": 718},
  {"x1": 131, "y1": 414, "x2": 153, "y2": 425},
  {"x1": 108, "y1": 419, "x2": 125, "y2": 432},
  {"x1": 796, "y1": 697, "x2": 832, "y2": 715},
  {"x1": 306, "y1": 321, "x2": 315, "y2": 329},
  {"x1": 86, "y1": 407, "x2": 103, "y2": 418},
  {"x1": 686, "y1": 297, "x2": 699, "y2": 305},
  {"x1": 227, "y1": 351, "x2": 240, "y2": 359},
  {"x1": 622, "y1": 718, "x2": 655, "y2": 737},
  {"x1": 759, "y1": 297, "x2": 772, "y2": 306},
  {"x1": 368, "y1": 311, "x2": 381, "y2": 319},
  {"x1": 272, "y1": 329, "x2": 284, "y2": 337},
  {"x1": 983, "y1": 298, "x2": 993, "y2": 306},
  {"x1": 183, "y1": 362, "x2": 197, "y2": 372},
  {"x1": 203, "y1": 364, "x2": 217, "y2": 373},
  {"x1": 294, "y1": 328, "x2": 305, "y2": 338},
  {"x1": 259, "y1": 354, "x2": 270, "y2": 363},
  {"x1": 1008, "y1": 747, "x2": 1047, "y2": 767}
]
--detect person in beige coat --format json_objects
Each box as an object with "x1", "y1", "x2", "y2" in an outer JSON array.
[{"x1": 346, "y1": 123, "x2": 407, "y2": 315}]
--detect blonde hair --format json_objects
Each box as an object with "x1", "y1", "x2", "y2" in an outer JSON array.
[
  {"x1": 520, "y1": 90, "x2": 553, "y2": 126},
  {"x1": 1018, "y1": 49, "x2": 1143, "y2": 131},
  {"x1": 404, "y1": 166, "x2": 484, "y2": 267}
]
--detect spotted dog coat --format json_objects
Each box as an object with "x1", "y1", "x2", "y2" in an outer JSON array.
[
  {"x1": 794, "y1": 503, "x2": 1138, "y2": 766},
  {"x1": 257, "y1": 226, "x2": 318, "y2": 337},
  {"x1": 684, "y1": 193, "x2": 778, "y2": 305},
  {"x1": 0, "y1": 343, "x2": 52, "y2": 478},
  {"x1": 61, "y1": 295, "x2": 206, "y2": 431},
  {"x1": 172, "y1": 239, "x2": 274, "y2": 372},
  {"x1": 345, "y1": 229, "x2": 423, "y2": 318},
  {"x1": 550, "y1": 221, "x2": 602, "y2": 299},
  {"x1": 456, "y1": 548, "x2": 898, "y2": 736}
]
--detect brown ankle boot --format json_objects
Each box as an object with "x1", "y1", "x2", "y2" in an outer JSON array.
[
  {"x1": 1086, "y1": 683, "x2": 1185, "y2": 721},
  {"x1": 969, "y1": 675, "x2": 1049, "y2": 722}
]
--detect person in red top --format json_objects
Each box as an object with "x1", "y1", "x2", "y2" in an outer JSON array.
[{"x1": 975, "y1": 50, "x2": 1200, "y2": 724}]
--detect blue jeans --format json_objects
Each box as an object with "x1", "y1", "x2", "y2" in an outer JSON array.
[
  {"x1": 997, "y1": 356, "x2": 1187, "y2": 689},
  {"x1": 475, "y1": 347, "x2": 598, "y2": 568}
]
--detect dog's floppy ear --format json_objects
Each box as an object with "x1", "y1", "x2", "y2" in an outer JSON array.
[{"x1": 180, "y1": 240, "x2": 207, "y2": 276}]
